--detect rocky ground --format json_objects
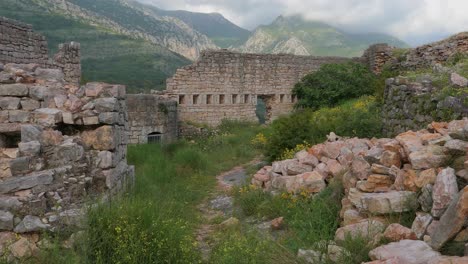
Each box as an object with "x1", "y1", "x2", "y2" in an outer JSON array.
[{"x1": 252, "y1": 120, "x2": 468, "y2": 263}]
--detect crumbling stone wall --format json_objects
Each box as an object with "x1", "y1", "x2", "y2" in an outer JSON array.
[
  {"x1": 382, "y1": 76, "x2": 468, "y2": 137},
  {"x1": 362, "y1": 43, "x2": 395, "y2": 74},
  {"x1": 166, "y1": 49, "x2": 353, "y2": 126},
  {"x1": 400, "y1": 32, "x2": 468, "y2": 70},
  {"x1": 126, "y1": 94, "x2": 178, "y2": 144},
  {"x1": 0, "y1": 63, "x2": 134, "y2": 241},
  {"x1": 0, "y1": 16, "x2": 81, "y2": 84}
]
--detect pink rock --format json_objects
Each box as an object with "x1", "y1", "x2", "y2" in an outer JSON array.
[
  {"x1": 369, "y1": 240, "x2": 440, "y2": 264},
  {"x1": 326, "y1": 159, "x2": 345, "y2": 177},
  {"x1": 351, "y1": 156, "x2": 371, "y2": 180},
  {"x1": 383, "y1": 223, "x2": 417, "y2": 242},
  {"x1": 380, "y1": 150, "x2": 401, "y2": 168},
  {"x1": 271, "y1": 217, "x2": 284, "y2": 230},
  {"x1": 431, "y1": 168, "x2": 458, "y2": 217},
  {"x1": 429, "y1": 256, "x2": 468, "y2": 264},
  {"x1": 396, "y1": 131, "x2": 424, "y2": 156},
  {"x1": 409, "y1": 146, "x2": 450, "y2": 170},
  {"x1": 411, "y1": 212, "x2": 433, "y2": 239},
  {"x1": 321, "y1": 141, "x2": 344, "y2": 159},
  {"x1": 450, "y1": 72, "x2": 468, "y2": 87}
]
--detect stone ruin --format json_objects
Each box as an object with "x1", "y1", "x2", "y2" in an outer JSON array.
[
  {"x1": 252, "y1": 120, "x2": 468, "y2": 262},
  {"x1": 126, "y1": 93, "x2": 178, "y2": 144},
  {"x1": 0, "y1": 16, "x2": 134, "y2": 259},
  {"x1": 0, "y1": 17, "x2": 81, "y2": 84},
  {"x1": 165, "y1": 50, "x2": 353, "y2": 126}
]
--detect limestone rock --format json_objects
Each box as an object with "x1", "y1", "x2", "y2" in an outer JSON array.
[
  {"x1": 419, "y1": 184, "x2": 434, "y2": 212},
  {"x1": 444, "y1": 139, "x2": 468, "y2": 155},
  {"x1": 348, "y1": 188, "x2": 418, "y2": 214},
  {"x1": 321, "y1": 141, "x2": 344, "y2": 159},
  {"x1": 297, "y1": 249, "x2": 321, "y2": 263},
  {"x1": 383, "y1": 223, "x2": 417, "y2": 242},
  {"x1": 0, "y1": 170, "x2": 53, "y2": 194},
  {"x1": 430, "y1": 186, "x2": 468, "y2": 250},
  {"x1": 380, "y1": 151, "x2": 401, "y2": 168},
  {"x1": 18, "y1": 141, "x2": 41, "y2": 156},
  {"x1": 431, "y1": 167, "x2": 458, "y2": 217},
  {"x1": 369, "y1": 240, "x2": 440, "y2": 264},
  {"x1": 411, "y1": 212, "x2": 433, "y2": 239},
  {"x1": 408, "y1": 145, "x2": 449, "y2": 170},
  {"x1": 335, "y1": 219, "x2": 385, "y2": 242},
  {"x1": 0, "y1": 210, "x2": 13, "y2": 231},
  {"x1": 285, "y1": 161, "x2": 312, "y2": 176},
  {"x1": 296, "y1": 171, "x2": 326, "y2": 193},
  {"x1": 447, "y1": 119, "x2": 468, "y2": 141},
  {"x1": 33, "y1": 108, "x2": 62, "y2": 126},
  {"x1": 429, "y1": 256, "x2": 468, "y2": 264},
  {"x1": 396, "y1": 131, "x2": 424, "y2": 155},
  {"x1": 271, "y1": 217, "x2": 284, "y2": 230},
  {"x1": 14, "y1": 215, "x2": 49, "y2": 233},
  {"x1": 450, "y1": 72, "x2": 468, "y2": 87},
  {"x1": 415, "y1": 169, "x2": 437, "y2": 188},
  {"x1": 351, "y1": 156, "x2": 371, "y2": 180},
  {"x1": 0, "y1": 84, "x2": 28, "y2": 96},
  {"x1": 371, "y1": 164, "x2": 391, "y2": 175},
  {"x1": 8, "y1": 237, "x2": 39, "y2": 259},
  {"x1": 21, "y1": 125, "x2": 42, "y2": 143}
]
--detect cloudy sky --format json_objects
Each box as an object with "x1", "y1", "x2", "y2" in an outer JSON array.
[{"x1": 138, "y1": 0, "x2": 468, "y2": 46}]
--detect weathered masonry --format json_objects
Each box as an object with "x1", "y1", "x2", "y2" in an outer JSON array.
[
  {"x1": 166, "y1": 50, "x2": 354, "y2": 126},
  {"x1": 0, "y1": 16, "x2": 81, "y2": 84},
  {"x1": 0, "y1": 16, "x2": 134, "y2": 256},
  {"x1": 126, "y1": 94, "x2": 178, "y2": 144}
]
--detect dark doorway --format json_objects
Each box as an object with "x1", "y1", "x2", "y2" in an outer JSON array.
[
  {"x1": 147, "y1": 132, "x2": 162, "y2": 144},
  {"x1": 256, "y1": 95, "x2": 274, "y2": 124}
]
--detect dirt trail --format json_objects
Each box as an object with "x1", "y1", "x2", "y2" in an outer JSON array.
[{"x1": 195, "y1": 159, "x2": 262, "y2": 261}]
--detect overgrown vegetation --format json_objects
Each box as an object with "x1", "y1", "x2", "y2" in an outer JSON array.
[
  {"x1": 28, "y1": 121, "x2": 264, "y2": 263},
  {"x1": 293, "y1": 62, "x2": 377, "y2": 110},
  {"x1": 264, "y1": 96, "x2": 382, "y2": 161}
]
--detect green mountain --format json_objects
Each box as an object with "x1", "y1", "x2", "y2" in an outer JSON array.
[
  {"x1": 240, "y1": 15, "x2": 409, "y2": 57},
  {"x1": 0, "y1": 0, "x2": 207, "y2": 92},
  {"x1": 134, "y1": 2, "x2": 251, "y2": 48}
]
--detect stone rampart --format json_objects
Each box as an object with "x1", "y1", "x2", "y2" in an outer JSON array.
[
  {"x1": 0, "y1": 16, "x2": 81, "y2": 84},
  {"x1": 0, "y1": 63, "x2": 134, "y2": 244},
  {"x1": 127, "y1": 94, "x2": 178, "y2": 144},
  {"x1": 166, "y1": 49, "x2": 354, "y2": 126}
]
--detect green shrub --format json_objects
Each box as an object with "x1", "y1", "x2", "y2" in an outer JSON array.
[
  {"x1": 293, "y1": 62, "x2": 377, "y2": 110},
  {"x1": 265, "y1": 96, "x2": 382, "y2": 161}
]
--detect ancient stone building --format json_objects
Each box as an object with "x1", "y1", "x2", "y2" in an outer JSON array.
[
  {"x1": 0, "y1": 16, "x2": 81, "y2": 84},
  {"x1": 0, "y1": 17, "x2": 134, "y2": 254},
  {"x1": 166, "y1": 50, "x2": 353, "y2": 126},
  {"x1": 127, "y1": 94, "x2": 178, "y2": 144}
]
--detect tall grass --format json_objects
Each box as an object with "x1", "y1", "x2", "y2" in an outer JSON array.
[
  {"x1": 27, "y1": 121, "x2": 263, "y2": 263},
  {"x1": 234, "y1": 180, "x2": 344, "y2": 253}
]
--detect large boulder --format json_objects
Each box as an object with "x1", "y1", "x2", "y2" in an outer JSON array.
[
  {"x1": 369, "y1": 240, "x2": 440, "y2": 264},
  {"x1": 429, "y1": 186, "x2": 468, "y2": 250},
  {"x1": 431, "y1": 168, "x2": 459, "y2": 217},
  {"x1": 408, "y1": 145, "x2": 450, "y2": 170},
  {"x1": 348, "y1": 188, "x2": 418, "y2": 215}
]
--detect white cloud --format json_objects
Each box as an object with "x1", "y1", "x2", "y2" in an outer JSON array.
[{"x1": 138, "y1": 0, "x2": 468, "y2": 45}]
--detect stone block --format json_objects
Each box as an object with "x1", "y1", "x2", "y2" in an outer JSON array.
[
  {"x1": 98, "y1": 112, "x2": 120, "y2": 124},
  {"x1": 94, "y1": 98, "x2": 118, "y2": 112},
  {"x1": 18, "y1": 141, "x2": 41, "y2": 156},
  {"x1": 0, "y1": 210, "x2": 13, "y2": 231},
  {"x1": 20, "y1": 98, "x2": 40, "y2": 111},
  {"x1": 14, "y1": 215, "x2": 49, "y2": 233},
  {"x1": 0, "y1": 97, "x2": 20, "y2": 110},
  {"x1": 32, "y1": 108, "x2": 62, "y2": 126},
  {"x1": 82, "y1": 116, "x2": 99, "y2": 125},
  {"x1": 0, "y1": 170, "x2": 53, "y2": 194},
  {"x1": 348, "y1": 188, "x2": 418, "y2": 214},
  {"x1": 21, "y1": 124, "x2": 42, "y2": 142},
  {"x1": 0, "y1": 83, "x2": 28, "y2": 96},
  {"x1": 8, "y1": 110, "x2": 30, "y2": 123}
]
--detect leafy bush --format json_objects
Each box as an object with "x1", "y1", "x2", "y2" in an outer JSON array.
[
  {"x1": 293, "y1": 62, "x2": 377, "y2": 110},
  {"x1": 265, "y1": 96, "x2": 382, "y2": 161}
]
